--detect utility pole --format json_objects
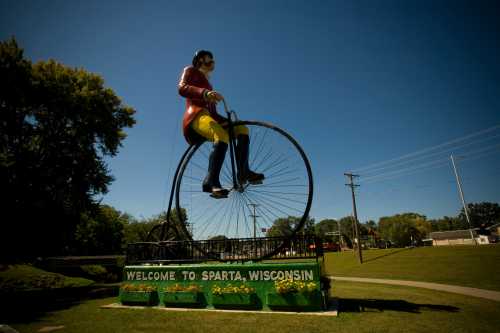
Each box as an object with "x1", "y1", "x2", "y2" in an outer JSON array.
[
  {"x1": 337, "y1": 219, "x2": 343, "y2": 251},
  {"x1": 450, "y1": 155, "x2": 477, "y2": 245},
  {"x1": 248, "y1": 203, "x2": 259, "y2": 239},
  {"x1": 345, "y1": 173, "x2": 363, "y2": 263}
]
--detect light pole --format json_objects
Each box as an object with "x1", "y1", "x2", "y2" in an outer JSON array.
[{"x1": 450, "y1": 155, "x2": 477, "y2": 245}]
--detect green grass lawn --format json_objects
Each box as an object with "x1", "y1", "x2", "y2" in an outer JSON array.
[
  {"x1": 7, "y1": 281, "x2": 500, "y2": 333},
  {"x1": 0, "y1": 264, "x2": 94, "y2": 291},
  {"x1": 322, "y1": 244, "x2": 500, "y2": 291}
]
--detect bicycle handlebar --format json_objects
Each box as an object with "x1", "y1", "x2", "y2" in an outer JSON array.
[{"x1": 222, "y1": 99, "x2": 238, "y2": 122}]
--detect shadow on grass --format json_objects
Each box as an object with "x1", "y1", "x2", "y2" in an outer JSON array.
[
  {"x1": 0, "y1": 285, "x2": 118, "y2": 324},
  {"x1": 340, "y1": 298, "x2": 460, "y2": 314},
  {"x1": 362, "y1": 248, "x2": 412, "y2": 263}
]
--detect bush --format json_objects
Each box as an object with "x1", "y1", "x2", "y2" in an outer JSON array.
[{"x1": 80, "y1": 265, "x2": 112, "y2": 282}]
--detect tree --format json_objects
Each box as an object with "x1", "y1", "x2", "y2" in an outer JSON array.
[
  {"x1": 378, "y1": 213, "x2": 431, "y2": 247},
  {"x1": 123, "y1": 218, "x2": 156, "y2": 245},
  {"x1": 314, "y1": 219, "x2": 338, "y2": 241},
  {"x1": 429, "y1": 216, "x2": 464, "y2": 231},
  {"x1": 74, "y1": 204, "x2": 133, "y2": 255},
  {"x1": 0, "y1": 38, "x2": 136, "y2": 260},
  {"x1": 364, "y1": 220, "x2": 377, "y2": 229},
  {"x1": 459, "y1": 202, "x2": 500, "y2": 228},
  {"x1": 123, "y1": 208, "x2": 189, "y2": 245},
  {"x1": 266, "y1": 216, "x2": 315, "y2": 237},
  {"x1": 428, "y1": 203, "x2": 500, "y2": 232},
  {"x1": 337, "y1": 216, "x2": 356, "y2": 247}
]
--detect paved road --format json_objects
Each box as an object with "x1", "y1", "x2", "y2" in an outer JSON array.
[{"x1": 328, "y1": 276, "x2": 500, "y2": 302}]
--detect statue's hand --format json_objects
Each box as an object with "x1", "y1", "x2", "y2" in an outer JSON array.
[{"x1": 206, "y1": 91, "x2": 224, "y2": 103}]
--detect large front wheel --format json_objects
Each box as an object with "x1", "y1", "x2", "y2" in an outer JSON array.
[{"x1": 175, "y1": 121, "x2": 313, "y2": 260}]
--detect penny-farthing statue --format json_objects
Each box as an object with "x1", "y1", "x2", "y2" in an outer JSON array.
[{"x1": 149, "y1": 50, "x2": 313, "y2": 260}]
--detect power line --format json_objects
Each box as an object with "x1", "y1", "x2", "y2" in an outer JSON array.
[
  {"x1": 359, "y1": 157, "x2": 450, "y2": 184},
  {"x1": 357, "y1": 167, "x2": 500, "y2": 201},
  {"x1": 359, "y1": 132, "x2": 500, "y2": 178},
  {"x1": 351, "y1": 124, "x2": 500, "y2": 174},
  {"x1": 358, "y1": 143, "x2": 500, "y2": 185}
]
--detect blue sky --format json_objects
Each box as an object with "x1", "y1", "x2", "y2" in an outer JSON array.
[{"x1": 1, "y1": 0, "x2": 499, "y2": 223}]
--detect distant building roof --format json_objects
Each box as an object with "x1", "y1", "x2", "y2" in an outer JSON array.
[{"x1": 430, "y1": 229, "x2": 478, "y2": 240}]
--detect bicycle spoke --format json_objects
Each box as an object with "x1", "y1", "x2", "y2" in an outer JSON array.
[
  {"x1": 196, "y1": 199, "x2": 228, "y2": 238},
  {"x1": 247, "y1": 190, "x2": 304, "y2": 215},
  {"x1": 246, "y1": 188, "x2": 307, "y2": 206},
  {"x1": 259, "y1": 154, "x2": 288, "y2": 174},
  {"x1": 259, "y1": 177, "x2": 301, "y2": 186},
  {"x1": 266, "y1": 167, "x2": 299, "y2": 180},
  {"x1": 250, "y1": 126, "x2": 268, "y2": 167},
  {"x1": 247, "y1": 189, "x2": 308, "y2": 196},
  {"x1": 183, "y1": 175, "x2": 204, "y2": 182},
  {"x1": 239, "y1": 193, "x2": 263, "y2": 236},
  {"x1": 244, "y1": 191, "x2": 283, "y2": 225}
]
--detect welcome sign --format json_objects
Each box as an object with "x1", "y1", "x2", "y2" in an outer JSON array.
[
  {"x1": 126, "y1": 268, "x2": 315, "y2": 282},
  {"x1": 121, "y1": 261, "x2": 324, "y2": 311},
  {"x1": 123, "y1": 262, "x2": 320, "y2": 287}
]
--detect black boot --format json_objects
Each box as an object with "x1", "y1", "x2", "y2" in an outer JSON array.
[
  {"x1": 236, "y1": 135, "x2": 265, "y2": 185},
  {"x1": 202, "y1": 141, "x2": 229, "y2": 198}
]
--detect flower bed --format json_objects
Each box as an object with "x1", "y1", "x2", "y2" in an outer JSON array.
[
  {"x1": 266, "y1": 279, "x2": 322, "y2": 311},
  {"x1": 119, "y1": 284, "x2": 158, "y2": 306},
  {"x1": 211, "y1": 284, "x2": 259, "y2": 309},
  {"x1": 161, "y1": 284, "x2": 204, "y2": 307}
]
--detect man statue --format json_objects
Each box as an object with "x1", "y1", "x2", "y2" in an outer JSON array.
[{"x1": 178, "y1": 50, "x2": 264, "y2": 198}]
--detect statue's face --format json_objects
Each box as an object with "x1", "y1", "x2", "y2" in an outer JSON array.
[{"x1": 200, "y1": 55, "x2": 215, "y2": 72}]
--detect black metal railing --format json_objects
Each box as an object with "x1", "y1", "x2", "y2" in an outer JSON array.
[{"x1": 126, "y1": 235, "x2": 323, "y2": 264}]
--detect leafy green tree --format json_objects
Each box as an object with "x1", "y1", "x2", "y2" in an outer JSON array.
[
  {"x1": 123, "y1": 219, "x2": 156, "y2": 245},
  {"x1": 0, "y1": 38, "x2": 136, "y2": 260},
  {"x1": 459, "y1": 202, "x2": 500, "y2": 228},
  {"x1": 338, "y1": 216, "x2": 355, "y2": 246},
  {"x1": 315, "y1": 219, "x2": 338, "y2": 241},
  {"x1": 123, "y1": 208, "x2": 189, "y2": 245},
  {"x1": 358, "y1": 223, "x2": 369, "y2": 236},
  {"x1": 266, "y1": 216, "x2": 315, "y2": 237},
  {"x1": 364, "y1": 220, "x2": 377, "y2": 229},
  {"x1": 74, "y1": 205, "x2": 133, "y2": 255},
  {"x1": 378, "y1": 213, "x2": 431, "y2": 247},
  {"x1": 429, "y1": 216, "x2": 463, "y2": 231}
]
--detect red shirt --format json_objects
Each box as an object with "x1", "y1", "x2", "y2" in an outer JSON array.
[{"x1": 178, "y1": 66, "x2": 224, "y2": 144}]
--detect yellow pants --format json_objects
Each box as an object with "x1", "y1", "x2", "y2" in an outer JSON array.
[{"x1": 191, "y1": 110, "x2": 249, "y2": 144}]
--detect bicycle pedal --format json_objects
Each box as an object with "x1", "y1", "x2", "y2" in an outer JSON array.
[{"x1": 210, "y1": 193, "x2": 228, "y2": 199}]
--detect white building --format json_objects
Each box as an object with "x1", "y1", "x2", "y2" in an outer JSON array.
[{"x1": 429, "y1": 229, "x2": 496, "y2": 246}]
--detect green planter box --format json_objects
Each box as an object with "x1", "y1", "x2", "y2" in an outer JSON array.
[
  {"x1": 211, "y1": 293, "x2": 259, "y2": 309},
  {"x1": 162, "y1": 291, "x2": 203, "y2": 307},
  {"x1": 266, "y1": 291, "x2": 322, "y2": 311},
  {"x1": 120, "y1": 291, "x2": 159, "y2": 306}
]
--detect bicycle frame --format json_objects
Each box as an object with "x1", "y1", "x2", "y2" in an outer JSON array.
[{"x1": 222, "y1": 99, "x2": 242, "y2": 191}]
